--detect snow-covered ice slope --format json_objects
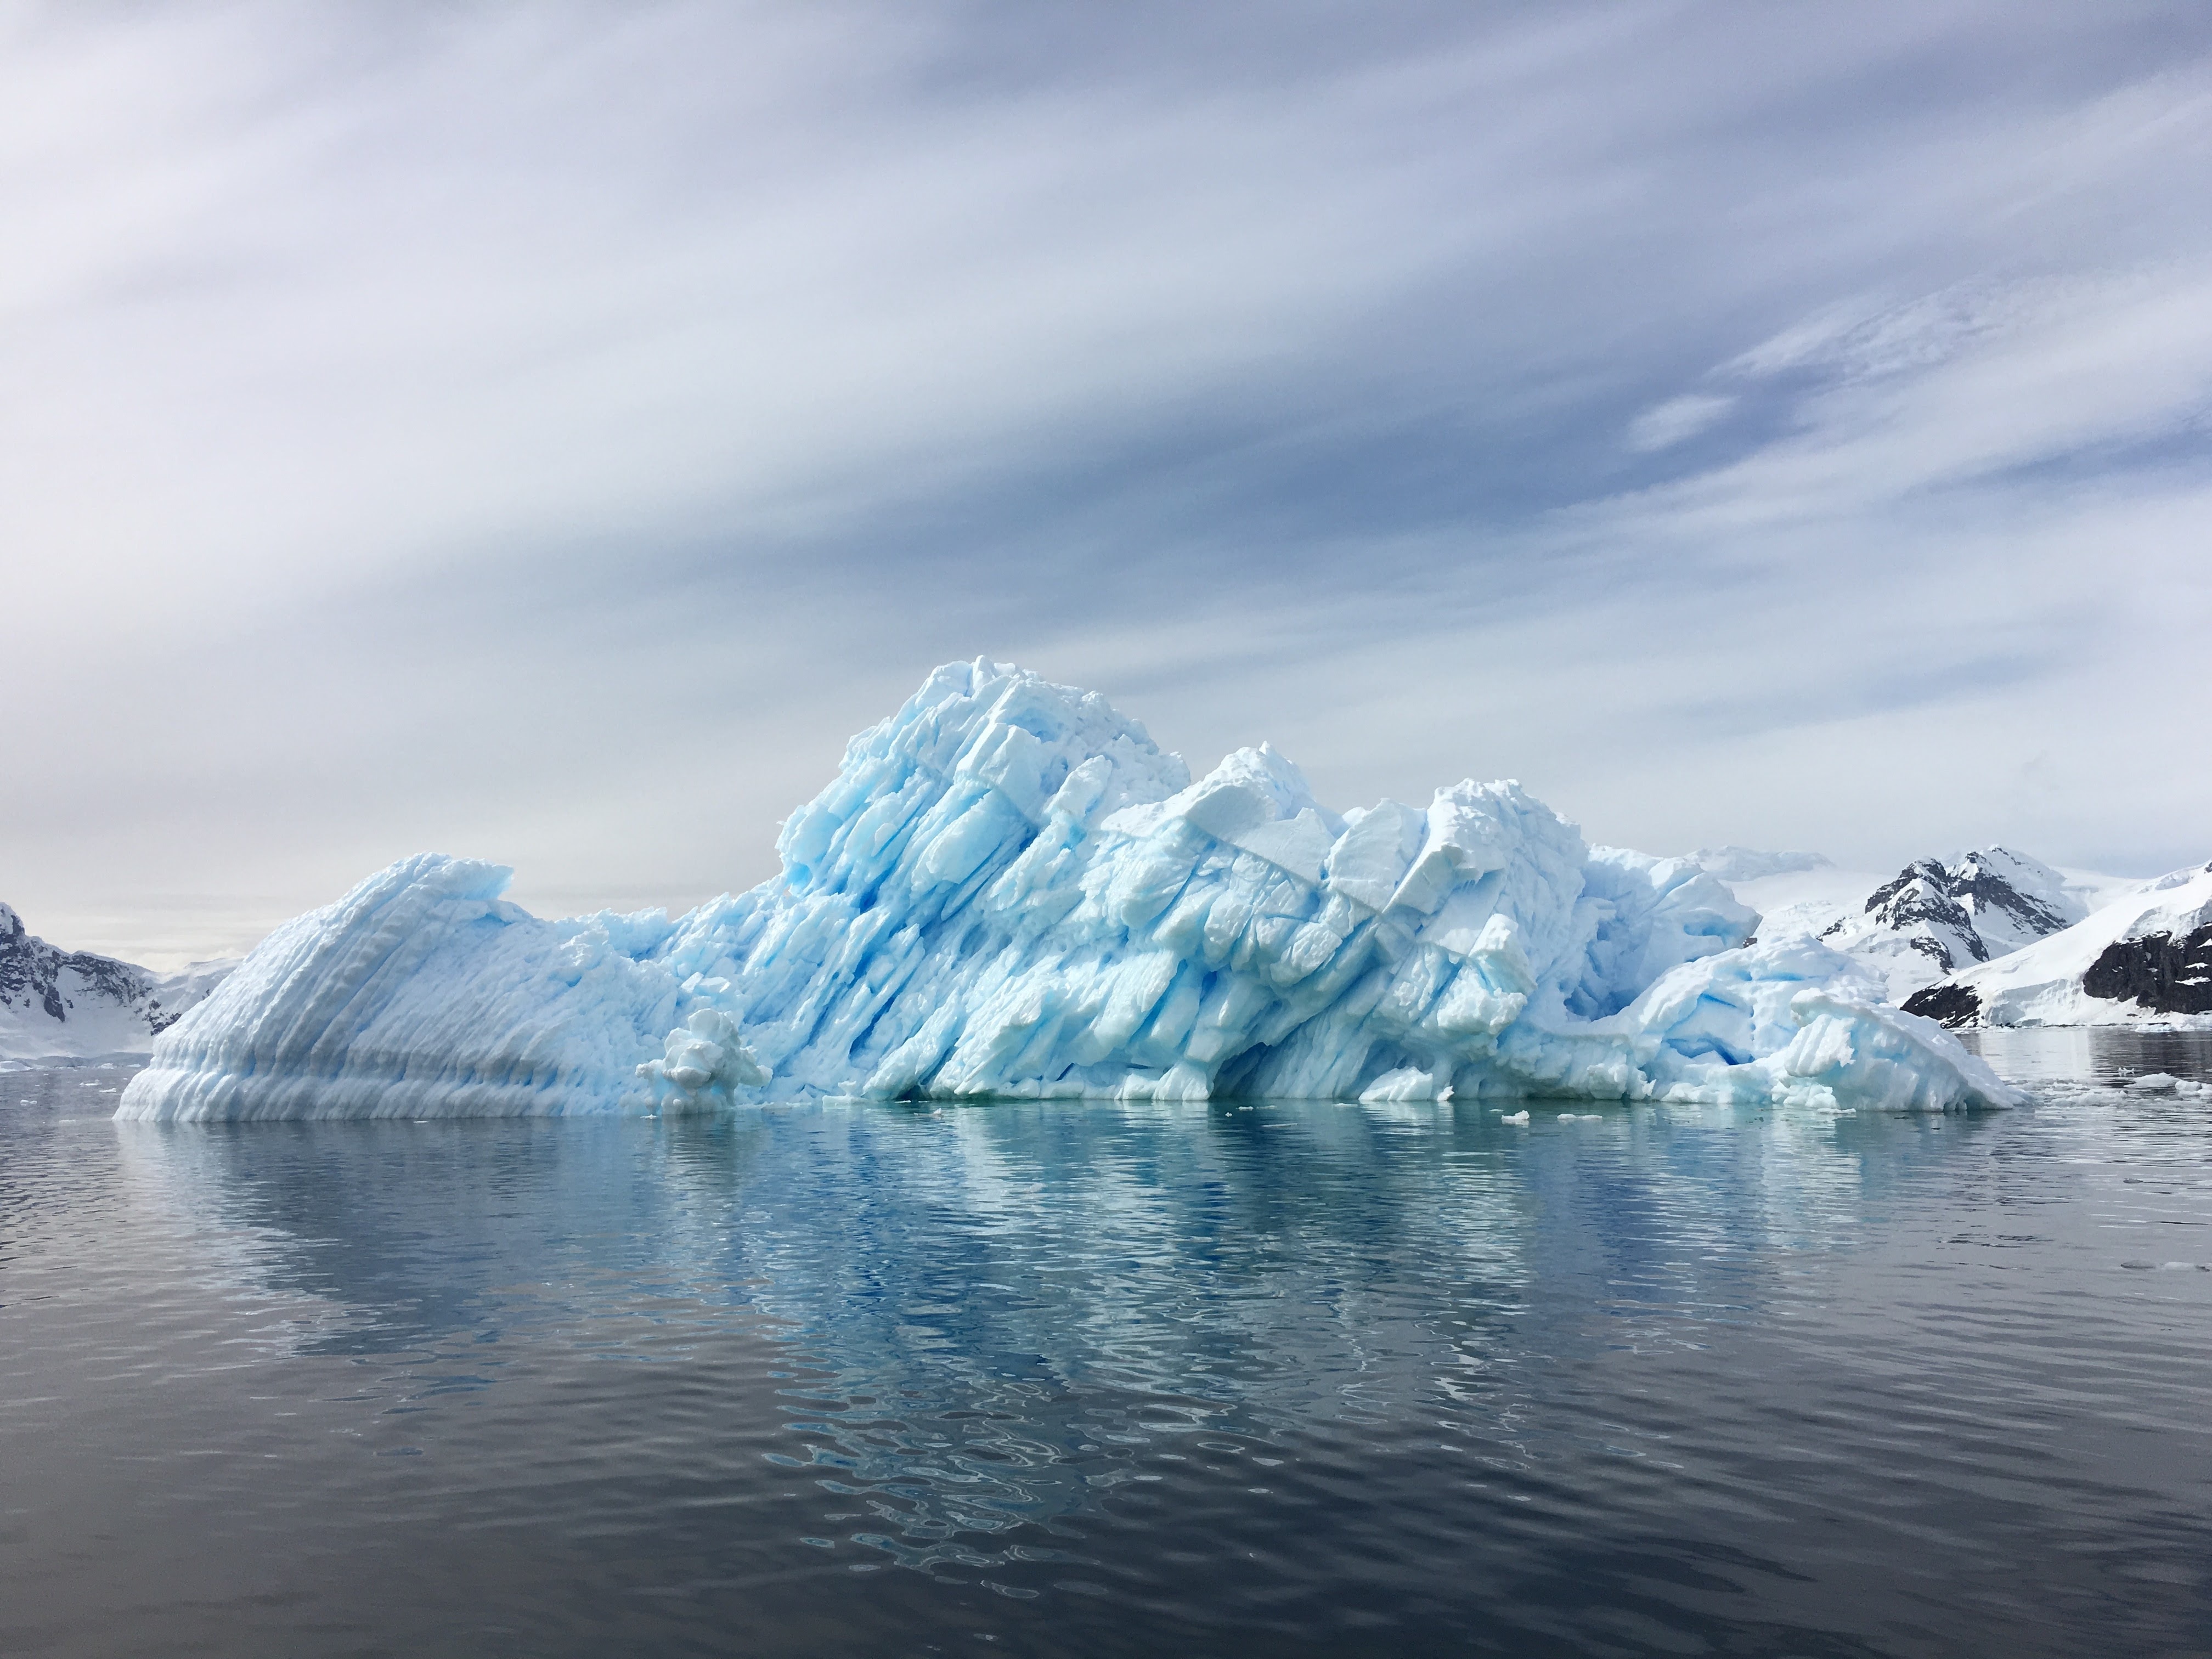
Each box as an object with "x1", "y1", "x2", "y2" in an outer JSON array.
[
  {"x1": 1690, "y1": 847, "x2": 1832, "y2": 885},
  {"x1": 1713, "y1": 859, "x2": 1882, "y2": 949},
  {"x1": 117, "y1": 662, "x2": 2018, "y2": 1120},
  {"x1": 1, "y1": 904, "x2": 234, "y2": 1064},
  {"x1": 1902, "y1": 864, "x2": 2212, "y2": 1030}
]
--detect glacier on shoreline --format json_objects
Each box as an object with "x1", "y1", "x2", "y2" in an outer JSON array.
[{"x1": 118, "y1": 661, "x2": 2019, "y2": 1121}]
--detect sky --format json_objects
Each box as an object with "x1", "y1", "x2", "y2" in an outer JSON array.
[{"x1": 5, "y1": 0, "x2": 2210, "y2": 968}]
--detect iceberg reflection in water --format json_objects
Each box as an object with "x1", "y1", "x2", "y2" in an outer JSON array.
[
  {"x1": 114, "y1": 1098, "x2": 1557, "y2": 1571},
  {"x1": 8, "y1": 1064, "x2": 2211, "y2": 1657}
]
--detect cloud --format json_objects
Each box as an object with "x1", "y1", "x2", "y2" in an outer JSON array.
[
  {"x1": 1626, "y1": 393, "x2": 1735, "y2": 452},
  {"x1": 4, "y1": 1, "x2": 2211, "y2": 961}
]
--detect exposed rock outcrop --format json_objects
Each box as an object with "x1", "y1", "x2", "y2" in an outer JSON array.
[
  {"x1": 1901, "y1": 864, "x2": 2212, "y2": 1029},
  {"x1": 1, "y1": 904, "x2": 235, "y2": 1062}
]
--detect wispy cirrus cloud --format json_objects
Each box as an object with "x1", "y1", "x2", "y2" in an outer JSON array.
[
  {"x1": 3, "y1": 1, "x2": 2209, "y2": 961},
  {"x1": 1626, "y1": 393, "x2": 1736, "y2": 452}
]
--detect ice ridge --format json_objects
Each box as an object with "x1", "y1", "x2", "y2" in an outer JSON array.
[{"x1": 117, "y1": 661, "x2": 2019, "y2": 1120}]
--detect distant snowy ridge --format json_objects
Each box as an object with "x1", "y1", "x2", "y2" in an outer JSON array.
[
  {"x1": 1901, "y1": 864, "x2": 2212, "y2": 1030},
  {"x1": 1701, "y1": 845, "x2": 2126, "y2": 1003},
  {"x1": 1, "y1": 904, "x2": 235, "y2": 1063},
  {"x1": 1815, "y1": 847, "x2": 2085, "y2": 999},
  {"x1": 1690, "y1": 847, "x2": 1831, "y2": 884},
  {"x1": 118, "y1": 661, "x2": 2018, "y2": 1121}
]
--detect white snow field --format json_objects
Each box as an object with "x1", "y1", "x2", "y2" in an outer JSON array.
[{"x1": 117, "y1": 661, "x2": 2018, "y2": 1121}]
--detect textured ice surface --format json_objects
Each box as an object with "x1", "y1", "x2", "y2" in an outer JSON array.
[
  {"x1": 116, "y1": 856, "x2": 715, "y2": 1119},
  {"x1": 118, "y1": 662, "x2": 2019, "y2": 1120}
]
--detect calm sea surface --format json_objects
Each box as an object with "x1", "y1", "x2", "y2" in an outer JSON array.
[{"x1": 4, "y1": 1034, "x2": 2209, "y2": 1658}]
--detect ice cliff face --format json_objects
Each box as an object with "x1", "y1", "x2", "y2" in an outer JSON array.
[
  {"x1": 1903, "y1": 864, "x2": 2212, "y2": 1030},
  {"x1": 1, "y1": 904, "x2": 233, "y2": 1063},
  {"x1": 117, "y1": 661, "x2": 2018, "y2": 1120}
]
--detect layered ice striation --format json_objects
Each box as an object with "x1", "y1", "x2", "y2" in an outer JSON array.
[
  {"x1": 118, "y1": 662, "x2": 2019, "y2": 1120},
  {"x1": 117, "y1": 857, "x2": 725, "y2": 1119}
]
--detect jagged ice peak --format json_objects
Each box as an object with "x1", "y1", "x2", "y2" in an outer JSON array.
[{"x1": 117, "y1": 660, "x2": 2017, "y2": 1120}]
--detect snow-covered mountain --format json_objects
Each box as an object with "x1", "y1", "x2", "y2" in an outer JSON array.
[
  {"x1": 0, "y1": 904, "x2": 236, "y2": 1063},
  {"x1": 1818, "y1": 847, "x2": 2087, "y2": 998},
  {"x1": 1901, "y1": 864, "x2": 2212, "y2": 1029},
  {"x1": 1699, "y1": 847, "x2": 2123, "y2": 1002}
]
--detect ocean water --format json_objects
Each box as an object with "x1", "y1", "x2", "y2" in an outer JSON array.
[{"x1": 4, "y1": 1037, "x2": 2209, "y2": 1658}]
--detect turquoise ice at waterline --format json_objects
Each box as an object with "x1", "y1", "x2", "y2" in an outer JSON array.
[{"x1": 119, "y1": 662, "x2": 2016, "y2": 1121}]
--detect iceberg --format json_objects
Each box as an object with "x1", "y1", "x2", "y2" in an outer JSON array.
[{"x1": 118, "y1": 661, "x2": 2020, "y2": 1121}]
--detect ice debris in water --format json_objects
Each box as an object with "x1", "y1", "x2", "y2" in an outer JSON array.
[
  {"x1": 1358, "y1": 1065, "x2": 1453, "y2": 1104},
  {"x1": 116, "y1": 660, "x2": 2024, "y2": 1121},
  {"x1": 2124, "y1": 1074, "x2": 2207, "y2": 1097}
]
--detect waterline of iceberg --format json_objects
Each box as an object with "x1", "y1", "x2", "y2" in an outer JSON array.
[{"x1": 117, "y1": 661, "x2": 2019, "y2": 1121}]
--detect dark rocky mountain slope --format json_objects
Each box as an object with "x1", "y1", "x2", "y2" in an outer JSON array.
[{"x1": 1, "y1": 905, "x2": 233, "y2": 1062}]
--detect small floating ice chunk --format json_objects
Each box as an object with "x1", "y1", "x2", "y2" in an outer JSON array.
[
  {"x1": 2126, "y1": 1073, "x2": 2180, "y2": 1093},
  {"x1": 1500, "y1": 1110, "x2": 1530, "y2": 1125},
  {"x1": 1358, "y1": 1066, "x2": 1453, "y2": 1104}
]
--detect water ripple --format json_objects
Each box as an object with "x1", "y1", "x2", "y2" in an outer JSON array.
[{"x1": 1, "y1": 1041, "x2": 2209, "y2": 1656}]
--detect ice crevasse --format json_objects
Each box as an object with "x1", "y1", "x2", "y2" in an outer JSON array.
[{"x1": 117, "y1": 661, "x2": 2019, "y2": 1121}]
